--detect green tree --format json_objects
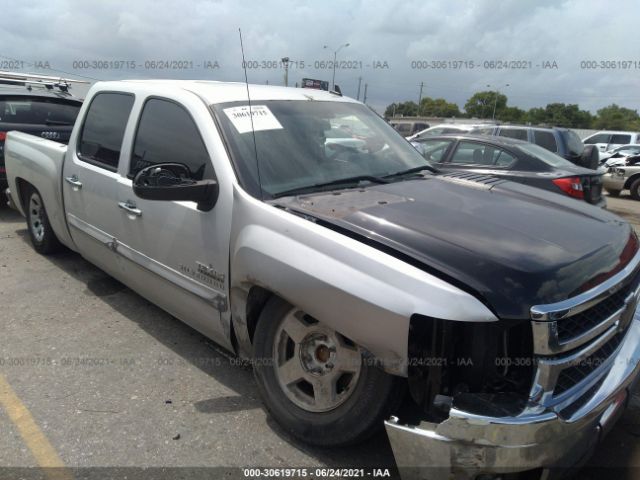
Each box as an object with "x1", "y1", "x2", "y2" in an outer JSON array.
[
  {"x1": 464, "y1": 91, "x2": 507, "y2": 119},
  {"x1": 384, "y1": 101, "x2": 419, "y2": 118},
  {"x1": 593, "y1": 104, "x2": 640, "y2": 130},
  {"x1": 418, "y1": 97, "x2": 461, "y2": 117},
  {"x1": 522, "y1": 104, "x2": 593, "y2": 128},
  {"x1": 498, "y1": 106, "x2": 526, "y2": 123}
]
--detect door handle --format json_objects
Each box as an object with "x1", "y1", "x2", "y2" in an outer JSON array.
[
  {"x1": 65, "y1": 175, "x2": 83, "y2": 189},
  {"x1": 118, "y1": 200, "x2": 142, "y2": 217}
]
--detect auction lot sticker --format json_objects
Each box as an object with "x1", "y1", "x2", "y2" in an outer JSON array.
[{"x1": 224, "y1": 105, "x2": 283, "y2": 133}]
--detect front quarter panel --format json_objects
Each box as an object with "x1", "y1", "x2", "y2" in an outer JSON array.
[{"x1": 229, "y1": 187, "x2": 498, "y2": 376}]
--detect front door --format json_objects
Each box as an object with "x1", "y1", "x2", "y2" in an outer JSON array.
[{"x1": 112, "y1": 96, "x2": 232, "y2": 349}]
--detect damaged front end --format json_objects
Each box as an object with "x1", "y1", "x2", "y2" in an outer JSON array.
[{"x1": 387, "y1": 252, "x2": 640, "y2": 480}]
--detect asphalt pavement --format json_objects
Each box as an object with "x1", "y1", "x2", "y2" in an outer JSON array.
[{"x1": 0, "y1": 194, "x2": 639, "y2": 480}]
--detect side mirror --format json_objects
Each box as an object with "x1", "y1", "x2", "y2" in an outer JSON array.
[{"x1": 132, "y1": 163, "x2": 219, "y2": 211}]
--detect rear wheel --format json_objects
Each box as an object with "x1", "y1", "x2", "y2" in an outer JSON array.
[
  {"x1": 630, "y1": 178, "x2": 640, "y2": 200},
  {"x1": 252, "y1": 296, "x2": 403, "y2": 447},
  {"x1": 25, "y1": 186, "x2": 63, "y2": 254}
]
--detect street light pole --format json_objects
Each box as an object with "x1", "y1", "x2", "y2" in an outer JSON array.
[
  {"x1": 324, "y1": 43, "x2": 349, "y2": 90},
  {"x1": 281, "y1": 57, "x2": 290, "y2": 87},
  {"x1": 487, "y1": 83, "x2": 510, "y2": 120}
]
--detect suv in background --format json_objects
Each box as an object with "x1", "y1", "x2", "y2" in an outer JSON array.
[
  {"x1": 583, "y1": 131, "x2": 640, "y2": 159},
  {"x1": 471, "y1": 125, "x2": 599, "y2": 169},
  {"x1": 389, "y1": 119, "x2": 429, "y2": 138},
  {"x1": 0, "y1": 72, "x2": 84, "y2": 189}
]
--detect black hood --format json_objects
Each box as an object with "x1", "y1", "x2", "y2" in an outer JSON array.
[{"x1": 274, "y1": 174, "x2": 638, "y2": 319}]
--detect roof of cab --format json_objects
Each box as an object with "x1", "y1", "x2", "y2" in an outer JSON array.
[{"x1": 93, "y1": 80, "x2": 359, "y2": 105}]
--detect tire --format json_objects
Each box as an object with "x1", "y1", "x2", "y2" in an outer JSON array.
[
  {"x1": 253, "y1": 296, "x2": 404, "y2": 447},
  {"x1": 25, "y1": 186, "x2": 63, "y2": 254},
  {"x1": 606, "y1": 189, "x2": 621, "y2": 197},
  {"x1": 578, "y1": 145, "x2": 600, "y2": 170},
  {"x1": 630, "y1": 178, "x2": 640, "y2": 201}
]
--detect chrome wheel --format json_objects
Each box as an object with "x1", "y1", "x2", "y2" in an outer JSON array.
[
  {"x1": 29, "y1": 193, "x2": 45, "y2": 243},
  {"x1": 273, "y1": 309, "x2": 362, "y2": 412}
]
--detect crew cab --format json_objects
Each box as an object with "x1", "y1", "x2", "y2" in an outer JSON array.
[{"x1": 4, "y1": 80, "x2": 640, "y2": 479}]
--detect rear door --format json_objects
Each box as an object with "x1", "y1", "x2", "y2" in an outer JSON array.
[
  {"x1": 62, "y1": 92, "x2": 135, "y2": 276},
  {"x1": 113, "y1": 95, "x2": 233, "y2": 349}
]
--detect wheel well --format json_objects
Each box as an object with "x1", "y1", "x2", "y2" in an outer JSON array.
[
  {"x1": 14, "y1": 177, "x2": 32, "y2": 211},
  {"x1": 624, "y1": 173, "x2": 640, "y2": 190},
  {"x1": 245, "y1": 286, "x2": 274, "y2": 343}
]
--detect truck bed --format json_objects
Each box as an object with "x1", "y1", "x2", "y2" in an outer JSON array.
[{"x1": 5, "y1": 131, "x2": 75, "y2": 250}]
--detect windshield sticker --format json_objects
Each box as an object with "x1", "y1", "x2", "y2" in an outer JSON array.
[{"x1": 223, "y1": 105, "x2": 283, "y2": 134}]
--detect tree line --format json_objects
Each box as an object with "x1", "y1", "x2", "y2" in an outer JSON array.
[{"x1": 384, "y1": 91, "x2": 640, "y2": 130}]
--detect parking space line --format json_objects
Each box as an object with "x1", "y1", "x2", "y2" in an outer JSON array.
[{"x1": 0, "y1": 374, "x2": 73, "y2": 480}]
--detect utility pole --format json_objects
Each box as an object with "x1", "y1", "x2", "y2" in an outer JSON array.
[
  {"x1": 281, "y1": 57, "x2": 290, "y2": 87},
  {"x1": 356, "y1": 76, "x2": 362, "y2": 101},
  {"x1": 417, "y1": 81, "x2": 424, "y2": 115},
  {"x1": 363, "y1": 83, "x2": 368, "y2": 104},
  {"x1": 323, "y1": 43, "x2": 350, "y2": 90}
]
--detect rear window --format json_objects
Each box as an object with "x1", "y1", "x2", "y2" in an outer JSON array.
[
  {"x1": 0, "y1": 97, "x2": 81, "y2": 125},
  {"x1": 516, "y1": 142, "x2": 577, "y2": 168},
  {"x1": 533, "y1": 130, "x2": 558, "y2": 152},
  {"x1": 563, "y1": 130, "x2": 584, "y2": 156},
  {"x1": 498, "y1": 128, "x2": 528, "y2": 141}
]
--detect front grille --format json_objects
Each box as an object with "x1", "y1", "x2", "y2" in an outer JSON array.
[
  {"x1": 557, "y1": 270, "x2": 639, "y2": 342},
  {"x1": 530, "y1": 251, "x2": 640, "y2": 412},
  {"x1": 553, "y1": 331, "x2": 625, "y2": 396}
]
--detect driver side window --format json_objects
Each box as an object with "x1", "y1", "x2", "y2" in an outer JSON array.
[{"x1": 129, "y1": 98, "x2": 213, "y2": 180}]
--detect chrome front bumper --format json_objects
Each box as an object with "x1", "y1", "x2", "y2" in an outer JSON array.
[{"x1": 386, "y1": 308, "x2": 640, "y2": 480}]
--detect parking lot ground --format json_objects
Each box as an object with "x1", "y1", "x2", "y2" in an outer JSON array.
[
  {"x1": 606, "y1": 193, "x2": 640, "y2": 232},
  {"x1": 0, "y1": 195, "x2": 639, "y2": 479}
]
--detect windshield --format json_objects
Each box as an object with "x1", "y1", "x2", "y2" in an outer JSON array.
[
  {"x1": 213, "y1": 100, "x2": 432, "y2": 198},
  {"x1": 516, "y1": 142, "x2": 578, "y2": 168}
]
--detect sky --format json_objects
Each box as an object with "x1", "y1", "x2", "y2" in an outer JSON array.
[{"x1": 1, "y1": 0, "x2": 639, "y2": 115}]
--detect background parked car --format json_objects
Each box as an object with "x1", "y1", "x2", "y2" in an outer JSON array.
[
  {"x1": 603, "y1": 156, "x2": 640, "y2": 199},
  {"x1": 389, "y1": 119, "x2": 429, "y2": 138},
  {"x1": 599, "y1": 144, "x2": 640, "y2": 166},
  {"x1": 413, "y1": 134, "x2": 606, "y2": 207},
  {"x1": 470, "y1": 124, "x2": 600, "y2": 170},
  {"x1": 407, "y1": 123, "x2": 494, "y2": 141},
  {"x1": 583, "y1": 130, "x2": 640, "y2": 158},
  {"x1": 0, "y1": 75, "x2": 84, "y2": 189}
]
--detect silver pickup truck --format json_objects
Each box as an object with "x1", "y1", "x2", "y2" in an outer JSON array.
[{"x1": 5, "y1": 80, "x2": 640, "y2": 479}]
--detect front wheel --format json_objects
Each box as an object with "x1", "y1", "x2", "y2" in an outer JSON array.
[
  {"x1": 25, "y1": 186, "x2": 63, "y2": 254},
  {"x1": 630, "y1": 178, "x2": 640, "y2": 200},
  {"x1": 253, "y1": 297, "x2": 403, "y2": 447}
]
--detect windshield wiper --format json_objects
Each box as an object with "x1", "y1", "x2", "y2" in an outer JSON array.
[
  {"x1": 273, "y1": 175, "x2": 389, "y2": 198},
  {"x1": 45, "y1": 119, "x2": 72, "y2": 126},
  {"x1": 383, "y1": 164, "x2": 437, "y2": 178}
]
